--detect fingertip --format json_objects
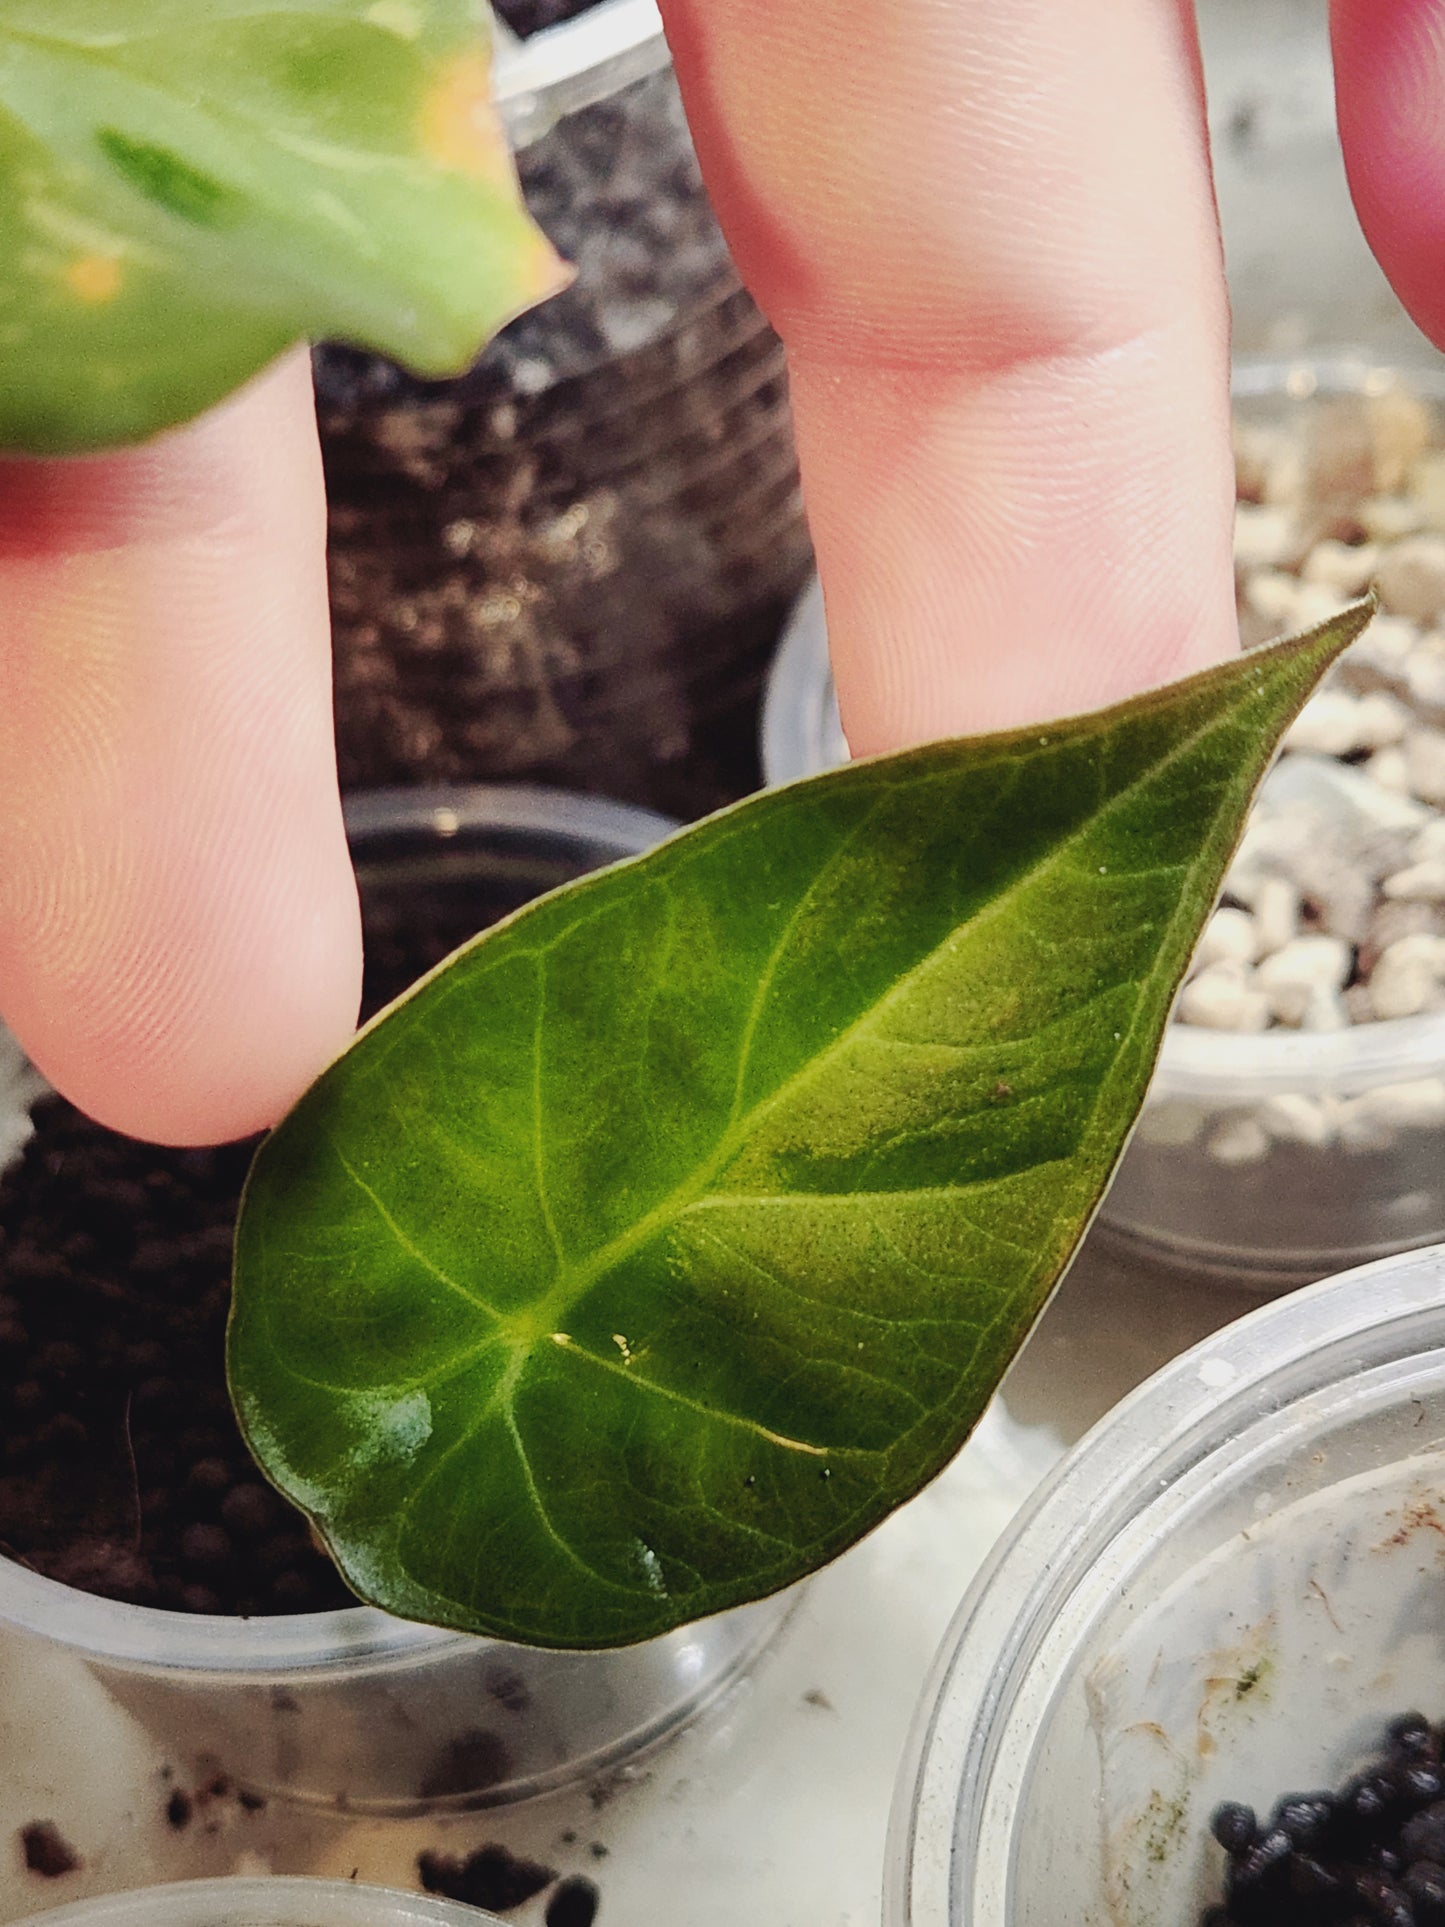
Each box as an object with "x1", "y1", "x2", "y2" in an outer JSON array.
[
  {"x1": 7, "y1": 835, "x2": 363, "y2": 1149},
  {"x1": 1334, "y1": 0, "x2": 1445, "y2": 352},
  {"x1": 0, "y1": 350, "x2": 362, "y2": 1147}
]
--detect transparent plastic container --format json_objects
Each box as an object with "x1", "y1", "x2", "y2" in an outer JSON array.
[
  {"x1": 888, "y1": 1241, "x2": 1445, "y2": 1927},
  {"x1": 12, "y1": 1880, "x2": 502, "y2": 1927},
  {"x1": 762, "y1": 361, "x2": 1445, "y2": 1288},
  {"x1": 319, "y1": 0, "x2": 811, "y2": 814},
  {"x1": 0, "y1": 787, "x2": 794, "y2": 1815}
]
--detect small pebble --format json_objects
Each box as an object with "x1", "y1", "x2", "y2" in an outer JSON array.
[
  {"x1": 1254, "y1": 875, "x2": 1301, "y2": 954},
  {"x1": 1298, "y1": 986, "x2": 1350, "y2": 1032},
  {"x1": 1369, "y1": 745, "x2": 1413, "y2": 793},
  {"x1": 1356, "y1": 1079, "x2": 1445, "y2": 1132},
  {"x1": 1339, "y1": 1093, "x2": 1403, "y2": 1152},
  {"x1": 1408, "y1": 728, "x2": 1445, "y2": 805},
  {"x1": 1370, "y1": 934, "x2": 1445, "y2": 1019},
  {"x1": 1235, "y1": 504, "x2": 1298, "y2": 572},
  {"x1": 1363, "y1": 494, "x2": 1428, "y2": 544},
  {"x1": 1408, "y1": 634, "x2": 1445, "y2": 713},
  {"x1": 1206, "y1": 1116, "x2": 1271, "y2": 1166},
  {"x1": 1364, "y1": 901, "x2": 1441, "y2": 963},
  {"x1": 1384, "y1": 860, "x2": 1445, "y2": 902},
  {"x1": 1302, "y1": 536, "x2": 1380, "y2": 596},
  {"x1": 1284, "y1": 689, "x2": 1368, "y2": 757},
  {"x1": 1256, "y1": 935, "x2": 1351, "y2": 1027},
  {"x1": 1356, "y1": 690, "x2": 1415, "y2": 749},
  {"x1": 1178, "y1": 964, "x2": 1271, "y2": 1034},
  {"x1": 1343, "y1": 611, "x2": 1419, "y2": 684},
  {"x1": 1376, "y1": 531, "x2": 1445, "y2": 623},
  {"x1": 1244, "y1": 569, "x2": 1303, "y2": 630},
  {"x1": 1194, "y1": 907, "x2": 1260, "y2": 970},
  {"x1": 1257, "y1": 1093, "x2": 1335, "y2": 1147}
]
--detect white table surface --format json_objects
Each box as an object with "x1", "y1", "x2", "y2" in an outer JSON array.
[{"x1": 0, "y1": 1231, "x2": 1255, "y2": 1927}]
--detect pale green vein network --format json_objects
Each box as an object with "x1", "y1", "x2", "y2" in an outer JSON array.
[
  {"x1": 328, "y1": 1134, "x2": 503, "y2": 1322},
  {"x1": 549, "y1": 1334, "x2": 835, "y2": 1458},
  {"x1": 235, "y1": 613, "x2": 1367, "y2": 1641},
  {"x1": 497, "y1": 688, "x2": 1250, "y2": 1329},
  {"x1": 726, "y1": 793, "x2": 885, "y2": 1127},
  {"x1": 531, "y1": 951, "x2": 564, "y2": 1273},
  {"x1": 333, "y1": 688, "x2": 1276, "y2": 1351}
]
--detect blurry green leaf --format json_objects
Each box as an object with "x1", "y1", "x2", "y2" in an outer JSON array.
[
  {"x1": 0, "y1": 0, "x2": 561, "y2": 451},
  {"x1": 231, "y1": 607, "x2": 1372, "y2": 1647}
]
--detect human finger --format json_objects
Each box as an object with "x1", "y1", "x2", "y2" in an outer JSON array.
[
  {"x1": 1333, "y1": 0, "x2": 1445, "y2": 354},
  {"x1": 0, "y1": 351, "x2": 362, "y2": 1145},
  {"x1": 659, "y1": 0, "x2": 1240, "y2": 755}
]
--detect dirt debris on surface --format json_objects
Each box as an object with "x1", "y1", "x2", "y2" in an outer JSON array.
[
  {"x1": 19, "y1": 1821, "x2": 79, "y2": 1878},
  {"x1": 546, "y1": 1876, "x2": 601, "y2": 1927},
  {"x1": 418, "y1": 1843, "x2": 559, "y2": 1912}
]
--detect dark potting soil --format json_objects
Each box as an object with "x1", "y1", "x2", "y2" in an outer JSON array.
[
  {"x1": 19, "y1": 1822, "x2": 80, "y2": 1878},
  {"x1": 419, "y1": 1844, "x2": 559, "y2": 1913},
  {"x1": 1204, "y1": 1711, "x2": 1445, "y2": 1926},
  {"x1": 493, "y1": 0, "x2": 595, "y2": 33},
  {"x1": 0, "y1": 1097, "x2": 351, "y2": 1616},
  {"x1": 0, "y1": 871, "x2": 523, "y2": 1616},
  {"x1": 546, "y1": 1876, "x2": 602, "y2": 1927},
  {"x1": 315, "y1": 62, "x2": 811, "y2": 813}
]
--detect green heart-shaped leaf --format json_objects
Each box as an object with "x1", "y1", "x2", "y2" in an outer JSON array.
[
  {"x1": 231, "y1": 607, "x2": 1370, "y2": 1648},
  {"x1": 0, "y1": 0, "x2": 561, "y2": 452}
]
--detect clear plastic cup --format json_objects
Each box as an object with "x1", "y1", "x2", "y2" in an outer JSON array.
[
  {"x1": 887, "y1": 1241, "x2": 1445, "y2": 1927},
  {"x1": 320, "y1": 0, "x2": 811, "y2": 809},
  {"x1": 762, "y1": 361, "x2": 1445, "y2": 1288},
  {"x1": 11, "y1": 1880, "x2": 502, "y2": 1927},
  {"x1": 0, "y1": 787, "x2": 795, "y2": 1815},
  {"x1": 491, "y1": 0, "x2": 670, "y2": 147}
]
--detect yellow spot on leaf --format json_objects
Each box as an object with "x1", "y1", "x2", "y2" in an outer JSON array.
[
  {"x1": 66, "y1": 255, "x2": 122, "y2": 304},
  {"x1": 420, "y1": 50, "x2": 510, "y2": 183}
]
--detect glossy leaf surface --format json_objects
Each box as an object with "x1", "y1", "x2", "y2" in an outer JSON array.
[
  {"x1": 0, "y1": 0, "x2": 560, "y2": 451},
  {"x1": 231, "y1": 608, "x2": 1371, "y2": 1647}
]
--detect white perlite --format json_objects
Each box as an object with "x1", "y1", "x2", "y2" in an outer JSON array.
[{"x1": 1178, "y1": 385, "x2": 1445, "y2": 1170}]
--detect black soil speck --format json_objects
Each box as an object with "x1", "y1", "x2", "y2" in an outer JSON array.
[
  {"x1": 21, "y1": 1822, "x2": 80, "y2": 1878},
  {"x1": 546, "y1": 1876, "x2": 600, "y2": 1927},
  {"x1": 493, "y1": 0, "x2": 594, "y2": 31},
  {"x1": 487, "y1": 1668, "x2": 532, "y2": 1715},
  {"x1": 418, "y1": 1844, "x2": 557, "y2": 1912},
  {"x1": 164, "y1": 1790, "x2": 192, "y2": 1830}
]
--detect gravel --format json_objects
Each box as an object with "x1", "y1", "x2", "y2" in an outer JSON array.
[{"x1": 1169, "y1": 379, "x2": 1445, "y2": 1166}]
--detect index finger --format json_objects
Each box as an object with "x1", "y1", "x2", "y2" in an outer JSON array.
[{"x1": 659, "y1": 0, "x2": 1240, "y2": 754}]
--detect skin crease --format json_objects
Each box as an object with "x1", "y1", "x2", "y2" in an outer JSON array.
[{"x1": 0, "y1": 1, "x2": 1439, "y2": 1145}]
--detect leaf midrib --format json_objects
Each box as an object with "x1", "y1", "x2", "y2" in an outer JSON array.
[{"x1": 470, "y1": 686, "x2": 1267, "y2": 1341}]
